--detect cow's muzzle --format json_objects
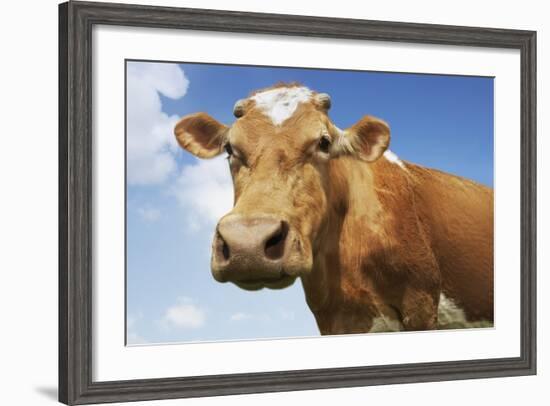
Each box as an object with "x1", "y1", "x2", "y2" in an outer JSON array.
[{"x1": 211, "y1": 214, "x2": 302, "y2": 290}]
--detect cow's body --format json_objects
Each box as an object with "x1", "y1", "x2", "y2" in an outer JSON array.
[
  {"x1": 175, "y1": 83, "x2": 494, "y2": 334},
  {"x1": 302, "y1": 153, "x2": 493, "y2": 334}
]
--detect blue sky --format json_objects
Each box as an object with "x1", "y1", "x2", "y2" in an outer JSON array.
[{"x1": 126, "y1": 61, "x2": 494, "y2": 345}]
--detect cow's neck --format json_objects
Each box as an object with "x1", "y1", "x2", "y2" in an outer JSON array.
[{"x1": 300, "y1": 156, "x2": 405, "y2": 335}]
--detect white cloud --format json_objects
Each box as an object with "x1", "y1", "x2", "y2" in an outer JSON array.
[
  {"x1": 136, "y1": 206, "x2": 161, "y2": 222},
  {"x1": 160, "y1": 297, "x2": 206, "y2": 329},
  {"x1": 127, "y1": 314, "x2": 148, "y2": 345},
  {"x1": 230, "y1": 309, "x2": 295, "y2": 323},
  {"x1": 126, "y1": 62, "x2": 233, "y2": 229},
  {"x1": 126, "y1": 62, "x2": 189, "y2": 185},
  {"x1": 172, "y1": 156, "x2": 234, "y2": 230},
  {"x1": 230, "y1": 312, "x2": 253, "y2": 321},
  {"x1": 127, "y1": 331, "x2": 148, "y2": 345},
  {"x1": 229, "y1": 312, "x2": 271, "y2": 323},
  {"x1": 279, "y1": 309, "x2": 296, "y2": 321}
]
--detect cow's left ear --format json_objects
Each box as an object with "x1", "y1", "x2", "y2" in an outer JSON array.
[
  {"x1": 342, "y1": 115, "x2": 390, "y2": 162},
  {"x1": 174, "y1": 112, "x2": 228, "y2": 158}
]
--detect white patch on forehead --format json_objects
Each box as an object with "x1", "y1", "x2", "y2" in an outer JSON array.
[
  {"x1": 437, "y1": 293, "x2": 493, "y2": 329},
  {"x1": 250, "y1": 86, "x2": 313, "y2": 125},
  {"x1": 383, "y1": 150, "x2": 407, "y2": 169}
]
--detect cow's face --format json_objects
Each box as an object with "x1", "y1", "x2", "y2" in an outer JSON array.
[{"x1": 175, "y1": 85, "x2": 390, "y2": 290}]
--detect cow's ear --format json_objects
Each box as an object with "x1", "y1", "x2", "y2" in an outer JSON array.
[
  {"x1": 174, "y1": 112, "x2": 228, "y2": 158},
  {"x1": 342, "y1": 115, "x2": 390, "y2": 162}
]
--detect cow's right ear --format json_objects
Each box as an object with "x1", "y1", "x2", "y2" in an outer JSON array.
[{"x1": 174, "y1": 112, "x2": 228, "y2": 158}]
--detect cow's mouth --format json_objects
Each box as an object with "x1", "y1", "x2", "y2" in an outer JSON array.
[{"x1": 233, "y1": 272, "x2": 297, "y2": 291}]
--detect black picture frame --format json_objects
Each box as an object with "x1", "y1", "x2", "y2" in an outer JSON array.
[{"x1": 59, "y1": 1, "x2": 537, "y2": 404}]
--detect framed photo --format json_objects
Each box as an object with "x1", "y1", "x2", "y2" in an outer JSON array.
[{"x1": 59, "y1": 1, "x2": 537, "y2": 404}]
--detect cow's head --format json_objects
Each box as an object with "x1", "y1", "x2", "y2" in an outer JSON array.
[{"x1": 175, "y1": 84, "x2": 390, "y2": 290}]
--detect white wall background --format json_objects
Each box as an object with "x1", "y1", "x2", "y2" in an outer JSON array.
[{"x1": 0, "y1": 0, "x2": 546, "y2": 405}]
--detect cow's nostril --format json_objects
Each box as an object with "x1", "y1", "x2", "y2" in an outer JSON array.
[
  {"x1": 264, "y1": 221, "x2": 288, "y2": 260},
  {"x1": 222, "y1": 239, "x2": 230, "y2": 261},
  {"x1": 216, "y1": 231, "x2": 230, "y2": 262}
]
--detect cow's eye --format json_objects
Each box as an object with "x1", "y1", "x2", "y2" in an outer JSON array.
[
  {"x1": 224, "y1": 143, "x2": 233, "y2": 156},
  {"x1": 318, "y1": 136, "x2": 331, "y2": 153}
]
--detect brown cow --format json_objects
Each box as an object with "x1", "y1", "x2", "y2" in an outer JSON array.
[{"x1": 174, "y1": 83, "x2": 493, "y2": 334}]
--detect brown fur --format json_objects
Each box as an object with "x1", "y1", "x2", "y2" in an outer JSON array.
[
  {"x1": 174, "y1": 83, "x2": 494, "y2": 334},
  {"x1": 303, "y1": 156, "x2": 493, "y2": 333}
]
